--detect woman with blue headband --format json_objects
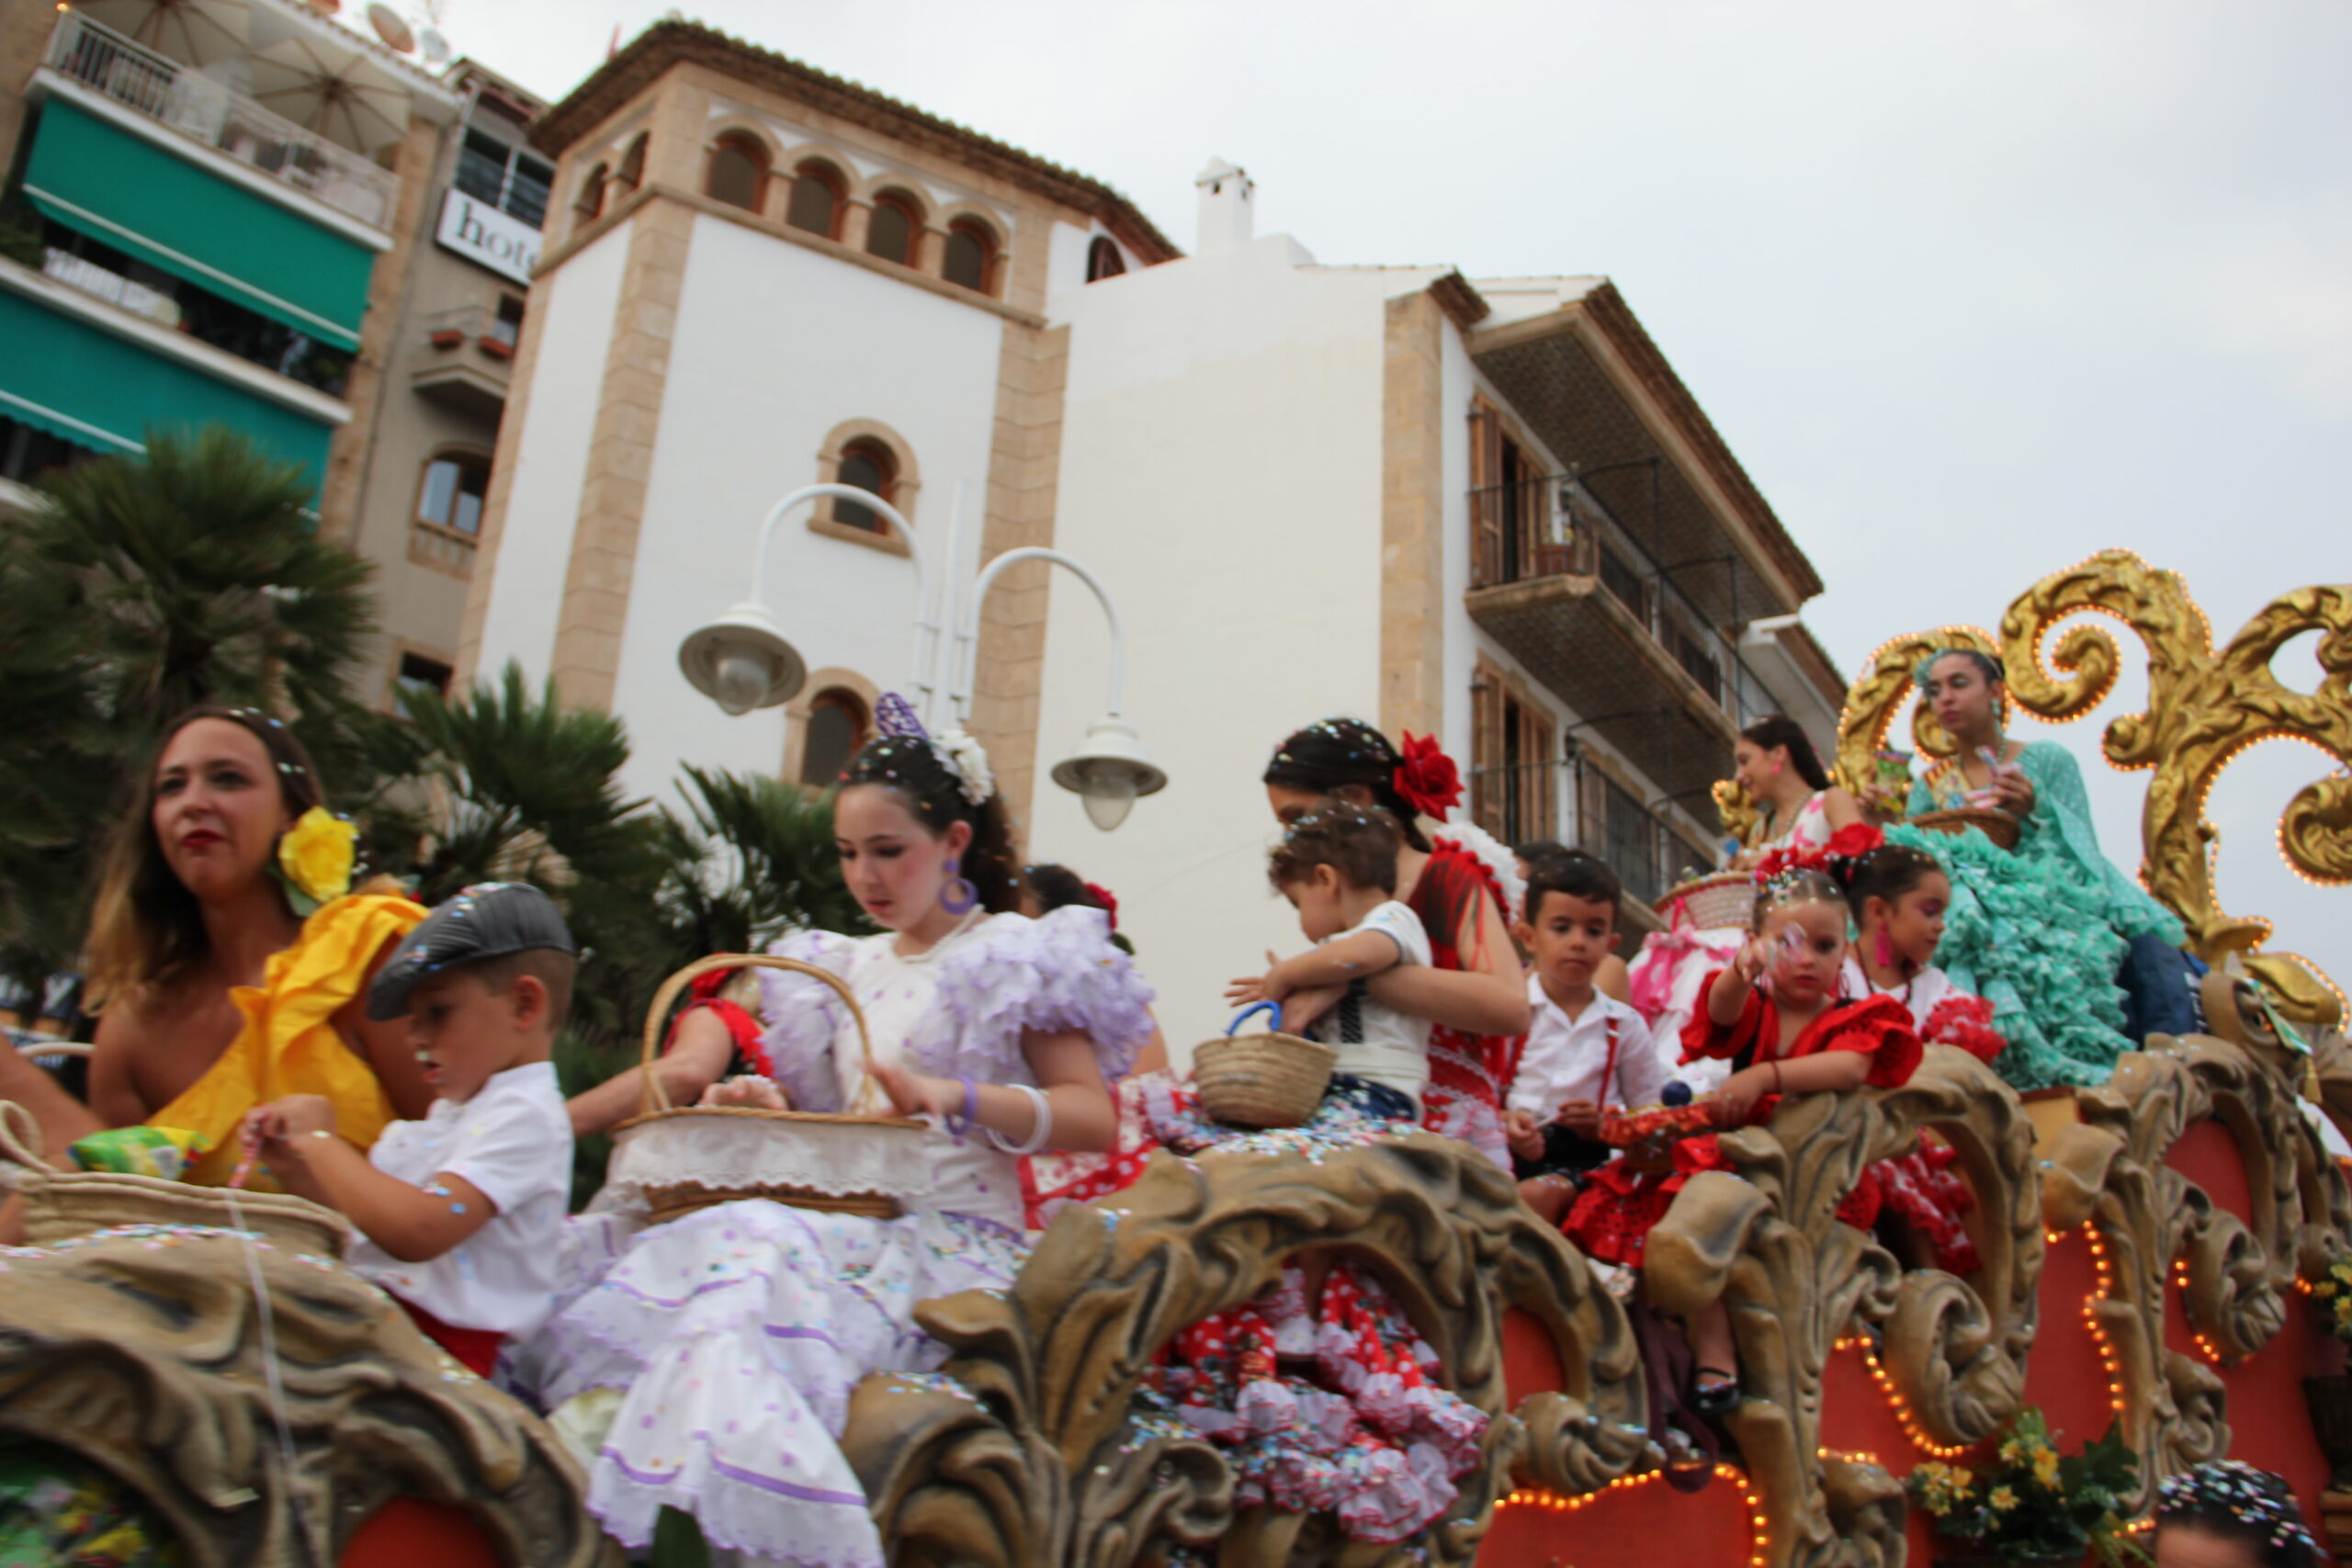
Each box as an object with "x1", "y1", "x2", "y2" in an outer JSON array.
[{"x1": 1890, "y1": 649, "x2": 2198, "y2": 1089}]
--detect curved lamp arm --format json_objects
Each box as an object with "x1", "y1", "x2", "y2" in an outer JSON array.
[
  {"x1": 751, "y1": 483, "x2": 940, "y2": 718},
  {"x1": 948, "y1": 547, "x2": 1126, "y2": 723}
]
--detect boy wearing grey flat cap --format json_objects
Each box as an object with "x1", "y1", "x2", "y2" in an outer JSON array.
[{"x1": 244, "y1": 882, "x2": 575, "y2": 1373}]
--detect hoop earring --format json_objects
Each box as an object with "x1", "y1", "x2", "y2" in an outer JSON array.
[{"x1": 940, "y1": 856, "x2": 978, "y2": 916}]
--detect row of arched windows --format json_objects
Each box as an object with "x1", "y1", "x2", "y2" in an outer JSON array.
[
  {"x1": 571, "y1": 130, "x2": 1007, "y2": 299},
  {"x1": 707, "y1": 133, "x2": 1003, "y2": 296},
  {"x1": 570, "y1": 133, "x2": 1138, "y2": 299}
]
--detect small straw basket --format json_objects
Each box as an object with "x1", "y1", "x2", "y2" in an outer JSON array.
[
  {"x1": 607, "y1": 953, "x2": 928, "y2": 1226},
  {"x1": 1191, "y1": 1001, "x2": 1337, "y2": 1130},
  {"x1": 0, "y1": 1101, "x2": 349, "y2": 1257},
  {"x1": 1906, "y1": 807, "x2": 2021, "y2": 852},
  {"x1": 1659, "y1": 871, "x2": 1758, "y2": 932}
]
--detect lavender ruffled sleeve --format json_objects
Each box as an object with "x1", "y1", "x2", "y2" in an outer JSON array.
[
  {"x1": 753, "y1": 931, "x2": 862, "y2": 1111},
  {"x1": 910, "y1": 908, "x2": 1155, "y2": 1086}
]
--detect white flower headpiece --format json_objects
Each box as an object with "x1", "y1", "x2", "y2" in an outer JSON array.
[
  {"x1": 874, "y1": 694, "x2": 996, "y2": 807},
  {"x1": 932, "y1": 728, "x2": 996, "y2": 806}
]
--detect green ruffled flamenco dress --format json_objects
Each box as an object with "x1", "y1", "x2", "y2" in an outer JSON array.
[{"x1": 1891, "y1": 740, "x2": 2186, "y2": 1092}]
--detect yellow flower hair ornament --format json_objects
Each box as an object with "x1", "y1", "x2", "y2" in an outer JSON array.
[{"x1": 275, "y1": 807, "x2": 359, "y2": 917}]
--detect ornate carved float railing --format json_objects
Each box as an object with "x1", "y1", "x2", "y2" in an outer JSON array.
[{"x1": 0, "y1": 1225, "x2": 610, "y2": 1567}]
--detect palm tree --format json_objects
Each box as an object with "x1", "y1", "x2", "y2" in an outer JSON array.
[{"x1": 28, "y1": 426, "x2": 379, "y2": 746}]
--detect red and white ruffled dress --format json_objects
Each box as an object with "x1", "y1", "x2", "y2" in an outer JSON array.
[
  {"x1": 1563, "y1": 984, "x2": 1922, "y2": 1269},
  {"x1": 1838, "y1": 959, "x2": 2007, "y2": 1274}
]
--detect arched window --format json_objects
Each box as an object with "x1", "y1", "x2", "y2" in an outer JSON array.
[
  {"x1": 943, "y1": 220, "x2": 995, "y2": 294},
  {"x1": 1085, "y1": 235, "x2": 1126, "y2": 282},
  {"x1": 417, "y1": 452, "x2": 491, "y2": 535},
  {"x1": 797, "y1": 688, "x2": 868, "y2": 786},
  {"x1": 706, "y1": 133, "x2": 768, "y2": 212},
  {"x1": 866, "y1": 190, "x2": 918, "y2": 265},
  {"x1": 833, "y1": 439, "x2": 896, "y2": 534},
  {"x1": 786, "y1": 161, "x2": 843, "y2": 238},
  {"x1": 572, "y1": 162, "x2": 608, "y2": 228},
  {"x1": 615, "y1": 133, "x2": 647, "y2": 195}
]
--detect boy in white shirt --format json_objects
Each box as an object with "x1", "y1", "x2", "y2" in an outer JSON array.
[
  {"x1": 1504, "y1": 853, "x2": 1666, "y2": 1221},
  {"x1": 1227, "y1": 801, "x2": 1433, "y2": 1119},
  {"x1": 246, "y1": 882, "x2": 575, "y2": 1377}
]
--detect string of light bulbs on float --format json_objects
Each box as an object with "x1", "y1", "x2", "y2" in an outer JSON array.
[{"x1": 676, "y1": 482, "x2": 1169, "y2": 829}]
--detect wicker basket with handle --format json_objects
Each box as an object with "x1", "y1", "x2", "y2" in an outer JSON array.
[
  {"x1": 607, "y1": 953, "x2": 929, "y2": 1226},
  {"x1": 1906, "y1": 807, "x2": 2021, "y2": 852},
  {"x1": 1192, "y1": 1001, "x2": 1338, "y2": 1130},
  {"x1": 0, "y1": 1101, "x2": 349, "y2": 1257},
  {"x1": 1658, "y1": 871, "x2": 1758, "y2": 932}
]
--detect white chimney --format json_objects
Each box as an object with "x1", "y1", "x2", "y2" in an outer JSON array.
[{"x1": 1193, "y1": 156, "x2": 1254, "y2": 254}]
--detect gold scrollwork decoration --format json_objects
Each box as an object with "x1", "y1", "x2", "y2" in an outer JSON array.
[
  {"x1": 1833, "y1": 625, "x2": 2001, "y2": 796},
  {"x1": 1997, "y1": 552, "x2": 2350, "y2": 1024}
]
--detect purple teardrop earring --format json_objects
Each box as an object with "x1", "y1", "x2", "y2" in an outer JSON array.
[{"x1": 940, "y1": 856, "x2": 978, "y2": 916}]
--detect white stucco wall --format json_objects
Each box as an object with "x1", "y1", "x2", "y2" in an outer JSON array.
[
  {"x1": 470, "y1": 226, "x2": 629, "y2": 684},
  {"x1": 605, "y1": 212, "x2": 1006, "y2": 804},
  {"x1": 1025, "y1": 236, "x2": 1415, "y2": 1047}
]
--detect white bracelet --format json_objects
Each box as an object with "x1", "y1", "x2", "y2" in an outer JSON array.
[{"x1": 985, "y1": 1083, "x2": 1053, "y2": 1156}]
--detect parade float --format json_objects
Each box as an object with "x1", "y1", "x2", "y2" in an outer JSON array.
[{"x1": 0, "y1": 548, "x2": 2345, "y2": 1568}]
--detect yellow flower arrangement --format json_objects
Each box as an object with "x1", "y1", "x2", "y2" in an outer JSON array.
[
  {"x1": 276, "y1": 807, "x2": 357, "y2": 916},
  {"x1": 1906, "y1": 1407, "x2": 2142, "y2": 1563}
]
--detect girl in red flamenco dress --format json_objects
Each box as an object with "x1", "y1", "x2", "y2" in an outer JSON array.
[
  {"x1": 1836, "y1": 841, "x2": 2007, "y2": 1273},
  {"x1": 1565, "y1": 868, "x2": 1921, "y2": 1411}
]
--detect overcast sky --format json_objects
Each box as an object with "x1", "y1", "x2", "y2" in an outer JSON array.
[{"x1": 446, "y1": 0, "x2": 2350, "y2": 996}]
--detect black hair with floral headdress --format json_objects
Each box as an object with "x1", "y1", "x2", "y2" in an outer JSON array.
[{"x1": 2155, "y1": 1461, "x2": 2319, "y2": 1567}]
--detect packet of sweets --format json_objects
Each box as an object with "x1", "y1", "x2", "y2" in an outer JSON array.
[{"x1": 66, "y1": 1125, "x2": 209, "y2": 1180}]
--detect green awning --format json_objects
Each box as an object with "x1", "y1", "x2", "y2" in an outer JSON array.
[
  {"x1": 23, "y1": 98, "x2": 374, "y2": 350},
  {"x1": 0, "y1": 286, "x2": 335, "y2": 488}
]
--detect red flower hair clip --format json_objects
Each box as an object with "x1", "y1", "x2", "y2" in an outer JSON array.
[
  {"x1": 1083, "y1": 882, "x2": 1120, "y2": 931},
  {"x1": 1392, "y1": 732, "x2": 1463, "y2": 820}
]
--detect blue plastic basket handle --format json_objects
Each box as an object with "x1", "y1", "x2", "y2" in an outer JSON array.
[{"x1": 1227, "y1": 1001, "x2": 1281, "y2": 1036}]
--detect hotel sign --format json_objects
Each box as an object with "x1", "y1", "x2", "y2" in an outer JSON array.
[{"x1": 435, "y1": 189, "x2": 539, "y2": 285}]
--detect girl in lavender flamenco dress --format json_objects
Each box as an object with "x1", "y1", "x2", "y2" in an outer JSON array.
[{"x1": 526, "y1": 701, "x2": 1149, "y2": 1568}]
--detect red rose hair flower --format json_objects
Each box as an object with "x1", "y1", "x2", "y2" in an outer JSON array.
[
  {"x1": 1392, "y1": 732, "x2": 1463, "y2": 821},
  {"x1": 1083, "y1": 882, "x2": 1120, "y2": 931}
]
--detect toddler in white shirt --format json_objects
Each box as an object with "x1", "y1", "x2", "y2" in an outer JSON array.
[
  {"x1": 1502, "y1": 853, "x2": 1667, "y2": 1220},
  {"x1": 247, "y1": 882, "x2": 576, "y2": 1375},
  {"x1": 1227, "y1": 800, "x2": 1432, "y2": 1116}
]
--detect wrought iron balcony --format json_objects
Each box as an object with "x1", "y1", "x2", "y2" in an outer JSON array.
[
  {"x1": 1467, "y1": 473, "x2": 1779, "y2": 808},
  {"x1": 1466, "y1": 754, "x2": 1718, "y2": 930},
  {"x1": 43, "y1": 12, "x2": 397, "y2": 231}
]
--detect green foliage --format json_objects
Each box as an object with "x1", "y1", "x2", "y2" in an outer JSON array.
[
  {"x1": 1907, "y1": 1409, "x2": 2146, "y2": 1564},
  {"x1": 2306, "y1": 1251, "x2": 2352, "y2": 1347}
]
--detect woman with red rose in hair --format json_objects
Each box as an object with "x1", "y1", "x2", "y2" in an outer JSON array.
[{"x1": 1260, "y1": 718, "x2": 1532, "y2": 1167}]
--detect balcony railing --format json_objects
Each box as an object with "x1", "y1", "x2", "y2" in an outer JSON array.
[
  {"x1": 1466, "y1": 755, "x2": 1717, "y2": 911},
  {"x1": 1470, "y1": 473, "x2": 1778, "y2": 730},
  {"x1": 44, "y1": 12, "x2": 397, "y2": 231}
]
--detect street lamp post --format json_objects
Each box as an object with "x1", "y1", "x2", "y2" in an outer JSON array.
[{"x1": 677, "y1": 484, "x2": 1165, "y2": 829}]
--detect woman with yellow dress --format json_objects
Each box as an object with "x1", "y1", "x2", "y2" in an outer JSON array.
[{"x1": 0, "y1": 706, "x2": 428, "y2": 1182}]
